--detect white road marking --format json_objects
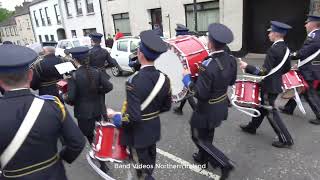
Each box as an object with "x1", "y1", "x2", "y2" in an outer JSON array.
[{"x1": 156, "y1": 148, "x2": 220, "y2": 179}]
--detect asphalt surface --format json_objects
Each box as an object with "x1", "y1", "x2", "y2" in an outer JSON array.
[{"x1": 64, "y1": 56, "x2": 320, "y2": 180}]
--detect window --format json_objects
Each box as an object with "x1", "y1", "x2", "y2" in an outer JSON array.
[
  {"x1": 14, "y1": 26, "x2": 18, "y2": 36},
  {"x1": 50, "y1": 35, "x2": 55, "y2": 41},
  {"x1": 33, "y1": 11, "x2": 39, "y2": 27},
  {"x1": 130, "y1": 41, "x2": 139, "y2": 52},
  {"x1": 86, "y1": 0, "x2": 94, "y2": 13},
  {"x1": 113, "y1": 13, "x2": 131, "y2": 35},
  {"x1": 117, "y1": 41, "x2": 128, "y2": 52},
  {"x1": 5, "y1": 28, "x2": 10, "y2": 36},
  {"x1": 45, "y1": 7, "x2": 51, "y2": 25},
  {"x1": 44, "y1": 35, "x2": 49, "y2": 41},
  {"x1": 83, "y1": 28, "x2": 96, "y2": 36},
  {"x1": 27, "y1": 19, "x2": 31, "y2": 29},
  {"x1": 10, "y1": 27, "x2": 14, "y2": 36},
  {"x1": 39, "y1": 35, "x2": 42, "y2": 43},
  {"x1": 71, "y1": 30, "x2": 77, "y2": 38},
  {"x1": 75, "y1": 0, "x2": 83, "y2": 15},
  {"x1": 185, "y1": 1, "x2": 219, "y2": 33},
  {"x1": 64, "y1": 0, "x2": 72, "y2": 17},
  {"x1": 73, "y1": 40, "x2": 81, "y2": 47},
  {"x1": 39, "y1": 9, "x2": 46, "y2": 26},
  {"x1": 54, "y1": 4, "x2": 61, "y2": 24}
]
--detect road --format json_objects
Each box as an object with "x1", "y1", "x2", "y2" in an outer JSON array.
[{"x1": 64, "y1": 55, "x2": 320, "y2": 180}]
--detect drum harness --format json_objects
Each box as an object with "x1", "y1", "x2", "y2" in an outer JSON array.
[{"x1": 231, "y1": 48, "x2": 292, "y2": 117}]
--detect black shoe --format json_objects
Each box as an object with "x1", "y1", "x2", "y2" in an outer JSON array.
[
  {"x1": 279, "y1": 106, "x2": 293, "y2": 115},
  {"x1": 220, "y1": 166, "x2": 234, "y2": 180},
  {"x1": 309, "y1": 119, "x2": 320, "y2": 125},
  {"x1": 192, "y1": 153, "x2": 208, "y2": 169},
  {"x1": 271, "y1": 141, "x2": 292, "y2": 148},
  {"x1": 173, "y1": 107, "x2": 183, "y2": 115},
  {"x1": 240, "y1": 124, "x2": 256, "y2": 135}
]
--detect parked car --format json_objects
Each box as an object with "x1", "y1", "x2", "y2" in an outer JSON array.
[
  {"x1": 110, "y1": 36, "x2": 140, "y2": 76},
  {"x1": 55, "y1": 37, "x2": 92, "y2": 57}
]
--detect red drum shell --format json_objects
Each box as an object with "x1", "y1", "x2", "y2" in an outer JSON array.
[
  {"x1": 92, "y1": 122, "x2": 128, "y2": 162},
  {"x1": 282, "y1": 70, "x2": 307, "y2": 99},
  {"x1": 57, "y1": 79, "x2": 68, "y2": 94},
  {"x1": 234, "y1": 80, "x2": 261, "y2": 108}
]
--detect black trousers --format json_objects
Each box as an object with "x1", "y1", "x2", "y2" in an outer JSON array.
[
  {"x1": 177, "y1": 95, "x2": 197, "y2": 111},
  {"x1": 77, "y1": 117, "x2": 100, "y2": 144},
  {"x1": 191, "y1": 127, "x2": 232, "y2": 168},
  {"x1": 284, "y1": 81, "x2": 320, "y2": 119},
  {"x1": 130, "y1": 144, "x2": 156, "y2": 180},
  {"x1": 247, "y1": 93, "x2": 293, "y2": 144}
]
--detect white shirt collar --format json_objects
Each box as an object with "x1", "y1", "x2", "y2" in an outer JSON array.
[
  {"x1": 140, "y1": 65, "x2": 154, "y2": 69},
  {"x1": 308, "y1": 29, "x2": 320, "y2": 37},
  {"x1": 272, "y1": 39, "x2": 284, "y2": 46},
  {"x1": 209, "y1": 50, "x2": 224, "y2": 56}
]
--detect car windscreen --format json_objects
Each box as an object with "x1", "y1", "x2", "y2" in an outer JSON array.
[
  {"x1": 130, "y1": 41, "x2": 139, "y2": 52},
  {"x1": 73, "y1": 40, "x2": 81, "y2": 47}
]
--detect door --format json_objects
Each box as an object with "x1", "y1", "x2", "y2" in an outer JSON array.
[
  {"x1": 243, "y1": 0, "x2": 310, "y2": 53},
  {"x1": 116, "y1": 40, "x2": 131, "y2": 71},
  {"x1": 150, "y1": 8, "x2": 163, "y2": 36}
]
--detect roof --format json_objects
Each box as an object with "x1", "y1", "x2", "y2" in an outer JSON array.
[
  {"x1": 14, "y1": 2, "x2": 32, "y2": 17},
  {"x1": 29, "y1": 0, "x2": 46, "y2": 6},
  {"x1": 0, "y1": 17, "x2": 16, "y2": 27}
]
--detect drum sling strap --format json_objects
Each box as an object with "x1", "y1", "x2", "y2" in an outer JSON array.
[
  {"x1": 0, "y1": 98, "x2": 45, "y2": 174},
  {"x1": 262, "y1": 48, "x2": 290, "y2": 79},
  {"x1": 141, "y1": 73, "x2": 166, "y2": 112},
  {"x1": 298, "y1": 49, "x2": 320, "y2": 68}
]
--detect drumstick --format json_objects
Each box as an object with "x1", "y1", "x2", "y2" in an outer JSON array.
[{"x1": 237, "y1": 58, "x2": 245, "y2": 74}]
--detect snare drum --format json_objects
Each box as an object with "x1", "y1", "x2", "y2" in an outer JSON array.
[
  {"x1": 282, "y1": 70, "x2": 307, "y2": 99},
  {"x1": 233, "y1": 80, "x2": 261, "y2": 108},
  {"x1": 91, "y1": 122, "x2": 129, "y2": 163}
]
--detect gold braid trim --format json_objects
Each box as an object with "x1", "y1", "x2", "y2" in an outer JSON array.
[{"x1": 54, "y1": 97, "x2": 66, "y2": 122}]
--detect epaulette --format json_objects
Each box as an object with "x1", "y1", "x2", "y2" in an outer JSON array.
[
  {"x1": 202, "y1": 58, "x2": 213, "y2": 67},
  {"x1": 127, "y1": 71, "x2": 139, "y2": 83},
  {"x1": 214, "y1": 58, "x2": 224, "y2": 71},
  {"x1": 38, "y1": 95, "x2": 66, "y2": 122}
]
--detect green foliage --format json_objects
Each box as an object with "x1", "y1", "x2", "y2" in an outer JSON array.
[{"x1": 0, "y1": 8, "x2": 14, "y2": 23}]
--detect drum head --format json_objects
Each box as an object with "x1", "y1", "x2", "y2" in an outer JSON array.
[{"x1": 155, "y1": 50, "x2": 188, "y2": 102}]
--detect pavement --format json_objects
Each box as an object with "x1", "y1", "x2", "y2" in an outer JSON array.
[{"x1": 64, "y1": 55, "x2": 320, "y2": 180}]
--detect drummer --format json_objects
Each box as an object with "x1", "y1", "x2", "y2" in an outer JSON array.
[
  {"x1": 63, "y1": 47, "x2": 113, "y2": 173},
  {"x1": 279, "y1": 15, "x2": 320, "y2": 125},
  {"x1": 182, "y1": 23, "x2": 237, "y2": 180},
  {"x1": 109, "y1": 30, "x2": 172, "y2": 180},
  {"x1": 172, "y1": 24, "x2": 197, "y2": 115},
  {"x1": 239, "y1": 21, "x2": 293, "y2": 148}
]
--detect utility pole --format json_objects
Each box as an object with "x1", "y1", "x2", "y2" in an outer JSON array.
[{"x1": 193, "y1": 0, "x2": 198, "y2": 32}]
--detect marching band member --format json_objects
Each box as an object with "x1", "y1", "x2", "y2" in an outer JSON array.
[
  {"x1": 109, "y1": 30, "x2": 172, "y2": 180},
  {"x1": 182, "y1": 23, "x2": 237, "y2": 180},
  {"x1": 173, "y1": 24, "x2": 197, "y2": 115},
  {"x1": 239, "y1": 21, "x2": 293, "y2": 148},
  {"x1": 30, "y1": 45, "x2": 65, "y2": 101},
  {"x1": 280, "y1": 15, "x2": 320, "y2": 125},
  {"x1": 64, "y1": 47, "x2": 113, "y2": 173},
  {"x1": 88, "y1": 32, "x2": 119, "y2": 121},
  {"x1": 0, "y1": 44, "x2": 85, "y2": 179}
]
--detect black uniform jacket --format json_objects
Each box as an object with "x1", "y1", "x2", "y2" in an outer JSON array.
[
  {"x1": 190, "y1": 51, "x2": 237, "y2": 129},
  {"x1": 294, "y1": 29, "x2": 320, "y2": 81},
  {"x1": 31, "y1": 54, "x2": 64, "y2": 98},
  {"x1": 246, "y1": 41, "x2": 291, "y2": 94},
  {"x1": 89, "y1": 45, "x2": 118, "y2": 68},
  {"x1": 0, "y1": 89, "x2": 85, "y2": 180},
  {"x1": 121, "y1": 66, "x2": 172, "y2": 148},
  {"x1": 66, "y1": 66, "x2": 113, "y2": 120}
]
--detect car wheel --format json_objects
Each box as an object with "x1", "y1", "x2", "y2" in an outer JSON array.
[{"x1": 111, "y1": 66, "x2": 122, "y2": 77}]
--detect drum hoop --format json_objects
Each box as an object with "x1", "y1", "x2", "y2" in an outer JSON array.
[
  {"x1": 96, "y1": 121, "x2": 115, "y2": 127},
  {"x1": 236, "y1": 80, "x2": 259, "y2": 83},
  {"x1": 234, "y1": 100, "x2": 261, "y2": 106}
]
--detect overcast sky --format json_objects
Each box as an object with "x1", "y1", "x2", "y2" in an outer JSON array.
[{"x1": 0, "y1": 0, "x2": 26, "y2": 11}]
